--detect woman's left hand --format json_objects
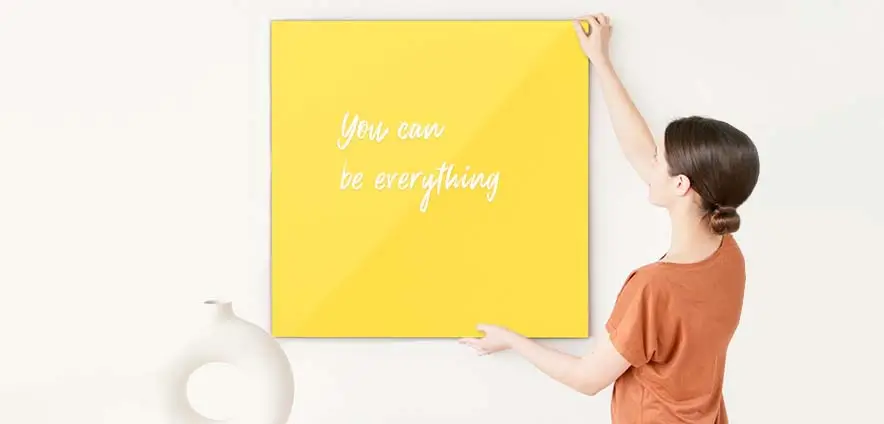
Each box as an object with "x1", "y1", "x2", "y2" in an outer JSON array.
[{"x1": 459, "y1": 324, "x2": 521, "y2": 355}]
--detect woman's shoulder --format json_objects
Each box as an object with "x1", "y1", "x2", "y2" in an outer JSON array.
[
  {"x1": 625, "y1": 235, "x2": 746, "y2": 290},
  {"x1": 619, "y1": 234, "x2": 745, "y2": 286},
  {"x1": 652, "y1": 234, "x2": 743, "y2": 271},
  {"x1": 615, "y1": 263, "x2": 670, "y2": 298}
]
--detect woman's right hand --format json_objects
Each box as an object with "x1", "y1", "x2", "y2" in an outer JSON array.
[{"x1": 573, "y1": 13, "x2": 612, "y2": 66}]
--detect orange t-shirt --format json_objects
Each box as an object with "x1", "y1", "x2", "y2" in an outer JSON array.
[{"x1": 605, "y1": 234, "x2": 745, "y2": 424}]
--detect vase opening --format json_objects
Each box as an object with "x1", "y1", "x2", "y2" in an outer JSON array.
[{"x1": 203, "y1": 299, "x2": 235, "y2": 320}]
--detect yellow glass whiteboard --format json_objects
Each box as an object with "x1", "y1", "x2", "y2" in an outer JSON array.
[{"x1": 271, "y1": 20, "x2": 589, "y2": 338}]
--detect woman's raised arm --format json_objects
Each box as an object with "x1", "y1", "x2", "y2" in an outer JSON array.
[{"x1": 574, "y1": 14, "x2": 657, "y2": 184}]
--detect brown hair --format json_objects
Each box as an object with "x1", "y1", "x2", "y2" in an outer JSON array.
[{"x1": 664, "y1": 116, "x2": 760, "y2": 235}]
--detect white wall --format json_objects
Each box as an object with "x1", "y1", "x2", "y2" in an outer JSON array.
[{"x1": 1, "y1": 0, "x2": 882, "y2": 422}]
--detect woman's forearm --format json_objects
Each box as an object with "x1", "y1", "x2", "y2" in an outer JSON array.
[
  {"x1": 594, "y1": 60, "x2": 657, "y2": 183},
  {"x1": 508, "y1": 334, "x2": 595, "y2": 394},
  {"x1": 461, "y1": 324, "x2": 629, "y2": 395}
]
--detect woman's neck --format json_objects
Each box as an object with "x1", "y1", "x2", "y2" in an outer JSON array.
[{"x1": 664, "y1": 207, "x2": 723, "y2": 264}]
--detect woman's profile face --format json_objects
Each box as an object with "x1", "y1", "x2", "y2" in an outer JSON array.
[
  {"x1": 647, "y1": 139, "x2": 677, "y2": 208},
  {"x1": 648, "y1": 138, "x2": 695, "y2": 210}
]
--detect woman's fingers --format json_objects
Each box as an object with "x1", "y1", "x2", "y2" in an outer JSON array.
[
  {"x1": 577, "y1": 14, "x2": 600, "y2": 31},
  {"x1": 579, "y1": 13, "x2": 611, "y2": 28},
  {"x1": 573, "y1": 19, "x2": 589, "y2": 37},
  {"x1": 458, "y1": 337, "x2": 489, "y2": 355},
  {"x1": 600, "y1": 13, "x2": 610, "y2": 26}
]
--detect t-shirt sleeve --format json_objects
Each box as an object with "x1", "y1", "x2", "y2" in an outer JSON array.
[{"x1": 605, "y1": 270, "x2": 662, "y2": 367}]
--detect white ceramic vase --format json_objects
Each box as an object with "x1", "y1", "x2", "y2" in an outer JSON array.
[{"x1": 157, "y1": 299, "x2": 294, "y2": 424}]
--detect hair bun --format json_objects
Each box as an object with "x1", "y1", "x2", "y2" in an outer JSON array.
[{"x1": 710, "y1": 205, "x2": 740, "y2": 235}]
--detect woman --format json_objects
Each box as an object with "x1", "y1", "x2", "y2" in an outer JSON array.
[{"x1": 459, "y1": 13, "x2": 760, "y2": 424}]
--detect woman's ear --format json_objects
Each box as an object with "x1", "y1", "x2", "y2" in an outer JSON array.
[{"x1": 674, "y1": 174, "x2": 692, "y2": 196}]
